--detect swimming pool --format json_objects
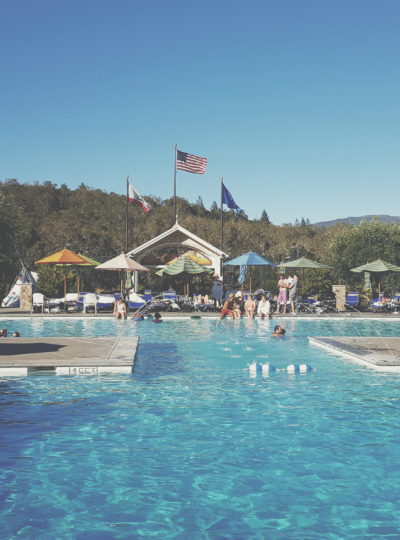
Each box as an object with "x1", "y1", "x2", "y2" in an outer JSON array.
[{"x1": 1, "y1": 317, "x2": 400, "y2": 538}]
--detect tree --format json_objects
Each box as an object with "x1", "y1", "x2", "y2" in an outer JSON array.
[
  {"x1": 0, "y1": 191, "x2": 26, "y2": 298},
  {"x1": 260, "y1": 210, "x2": 271, "y2": 224},
  {"x1": 327, "y1": 221, "x2": 400, "y2": 292}
]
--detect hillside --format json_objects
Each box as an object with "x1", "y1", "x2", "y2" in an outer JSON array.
[{"x1": 313, "y1": 215, "x2": 400, "y2": 228}]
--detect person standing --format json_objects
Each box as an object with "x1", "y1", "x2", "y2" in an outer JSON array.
[
  {"x1": 211, "y1": 275, "x2": 224, "y2": 309},
  {"x1": 274, "y1": 274, "x2": 288, "y2": 314}
]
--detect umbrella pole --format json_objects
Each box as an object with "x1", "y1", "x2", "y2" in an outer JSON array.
[{"x1": 63, "y1": 268, "x2": 67, "y2": 299}]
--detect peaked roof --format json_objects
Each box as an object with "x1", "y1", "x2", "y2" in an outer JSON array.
[{"x1": 128, "y1": 222, "x2": 227, "y2": 258}]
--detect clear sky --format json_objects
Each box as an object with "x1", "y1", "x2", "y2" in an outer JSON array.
[{"x1": 1, "y1": 0, "x2": 399, "y2": 224}]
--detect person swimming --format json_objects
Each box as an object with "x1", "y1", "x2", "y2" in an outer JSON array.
[
  {"x1": 152, "y1": 312, "x2": 163, "y2": 323},
  {"x1": 272, "y1": 325, "x2": 286, "y2": 337}
]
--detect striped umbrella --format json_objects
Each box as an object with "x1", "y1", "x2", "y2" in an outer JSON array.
[
  {"x1": 155, "y1": 253, "x2": 213, "y2": 276},
  {"x1": 351, "y1": 259, "x2": 400, "y2": 299},
  {"x1": 156, "y1": 253, "x2": 213, "y2": 296},
  {"x1": 363, "y1": 271, "x2": 372, "y2": 295}
]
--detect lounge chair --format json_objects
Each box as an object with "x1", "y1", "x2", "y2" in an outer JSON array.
[
  {"x1": 143, "y1": 290, "x2": 153, "y2": 302},
  {"x1": 64, "y1": 293, "x2": 79, "y2": 312},
  {"x1": 345, "y1": 292, "x2": 360, "y2": 311},
  {"x1": 96, "y1": 294, "x2": 116, "y2": 312},
  {"x1": 32, "y1": 292, "x2": 46, "y2": 313},
  {"x1": 162, "y1": 290, "x2": 177, "y2": 302},
  {"x1": 83, "y1": 293, "x2": 98, "y2": 314},
  {"x1": 128, "y1": 292, "x2": 146, "y2": 311}
]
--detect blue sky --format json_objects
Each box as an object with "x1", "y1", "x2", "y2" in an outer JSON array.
[{"x1": 1, "y1": 0, "x2": 399, "y2": 224}]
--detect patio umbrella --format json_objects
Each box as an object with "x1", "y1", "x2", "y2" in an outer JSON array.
[
  {"x1": 278, "y1": 257, "x2": 332, "y2": 294},
  {"x1": 95, "y1": 253, "x2": 149, "y2": 293},
  {"x1": 278, "y1": 257, "x2": 332, "y2": 270},
  {"x1": 69, "y1": 254, "x2": 101, "y2": 294},
  {"x1": 224, "y1": 252, "x2": 276, "y2": 292},
  {"x1": 35, "y1": 248, "x2": 90, "y2": 298},
  {"x1": 350, "y1": 259, "x2": 400, "y2": 300},
  {"x1": 155, "y1": 253, "x2": 213, "y2": 296}
]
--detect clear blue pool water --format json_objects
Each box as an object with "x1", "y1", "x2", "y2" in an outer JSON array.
[{"x1": 1, "y1": 317, "x2": 400, "y2": 539}]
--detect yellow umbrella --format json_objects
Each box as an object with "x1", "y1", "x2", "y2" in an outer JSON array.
[{"x1": 35, "y1": 249, "x2": 90, "y2": 298}]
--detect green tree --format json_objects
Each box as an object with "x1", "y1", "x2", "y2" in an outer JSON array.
[
  {"x1": 327, "y1": 221, "x2": 400, "y2": 292},
  {"x1": 260, "y1": 210, "x2": 271, "y2": 224}
]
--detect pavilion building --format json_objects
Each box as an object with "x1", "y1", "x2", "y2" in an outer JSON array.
[{"x1": 127, "y1": 222, "x2": 227, "y2": 292}]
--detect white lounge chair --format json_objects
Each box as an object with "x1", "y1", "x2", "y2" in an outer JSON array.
[
  {"x1": 32, "y1": 292, "x2": 45, "y2": 313},
  {"x1": 83, "y1": 293, "x2": 98, "y2": 314},
  {"x1": 64, "y1": 293, "x2": 79, "y2": 312}
]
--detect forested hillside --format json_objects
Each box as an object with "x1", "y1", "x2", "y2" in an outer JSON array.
[{"x1": 1, "y1": 179, "x2": 400, "y2": 298}]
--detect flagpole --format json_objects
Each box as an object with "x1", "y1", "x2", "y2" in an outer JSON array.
[
  {"x1": 220, "y1": 177, "x2": 224, "y2": 276},
  {"x1": 173, "y1": 144, "x2": 177, "y2": 224},
  {"x1": 125, "y1": 175, "x2": 130, "y2": 252}
]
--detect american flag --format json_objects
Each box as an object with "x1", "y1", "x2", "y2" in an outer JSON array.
[{"x1": 176, "y1": 149, "x2": 207, "y2": 174}]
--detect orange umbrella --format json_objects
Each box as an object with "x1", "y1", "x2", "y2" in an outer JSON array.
[{"x1": 35, "y1": 249, "x2": 90, "y2": 298}]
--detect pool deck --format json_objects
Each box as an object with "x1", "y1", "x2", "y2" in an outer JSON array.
[
  {"x1": 1, "y1": 307, "x2": 400, "y2": 318},
  {"x1": 310, "y1": 337, "x2": 400, "y2": 371},
  {"x1": 0, "y1": 336, "x2": 138, "y2": 376}
]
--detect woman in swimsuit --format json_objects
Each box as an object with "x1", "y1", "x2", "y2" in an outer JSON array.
[{"x1": 114, "y1": 297, "x2": 127, "y2": 320}]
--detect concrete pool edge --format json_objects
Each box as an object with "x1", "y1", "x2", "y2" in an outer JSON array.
[
  {"x1": 309, "y1": 336, "x2": 400, "y2": 372},
  {"x1": 0, "y1": 336, "x2": 139, "y2": 376}
]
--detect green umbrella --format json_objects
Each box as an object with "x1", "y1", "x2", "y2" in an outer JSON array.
[
  {"x1": 350, "y1": 259, "x2": 400, "y2": 300},
  {"x1": 61, "y1": 253, "x2": 101, "y2": 295},
  {"x1": 278, "y1": 257, "x2": 332, "y2": 294}
]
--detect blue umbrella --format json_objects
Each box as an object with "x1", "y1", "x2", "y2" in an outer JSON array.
[
  {"x1": 224, "y1": 252, "x2": 276, "y2": 267},
  {"x1": 224, "y1": 252, "x2": 276, "y2": 290}
]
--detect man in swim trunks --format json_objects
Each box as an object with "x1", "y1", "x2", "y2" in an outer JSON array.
[
  {"x1": 274, "y1": 274, "x2": 288, "y2": 314},
  {"x1": 220, "y1": 293, "x2": 236, "y2": 319}
]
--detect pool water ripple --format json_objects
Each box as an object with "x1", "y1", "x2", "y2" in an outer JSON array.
[{"x1": 1, "y1": 317, "x2": 400, "y2": 538}]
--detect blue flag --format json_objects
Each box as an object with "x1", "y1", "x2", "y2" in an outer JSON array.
[{"x1": 222, "y1": 183, "x2": 243, "y2": 214}]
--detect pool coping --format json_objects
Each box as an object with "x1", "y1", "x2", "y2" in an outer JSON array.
[
  {"x1": 0, "y1": 336, "x2": 138, "y2": 376},
  {"x1": 309, "y1": 336, "x2": 400, "y2": 372}
]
